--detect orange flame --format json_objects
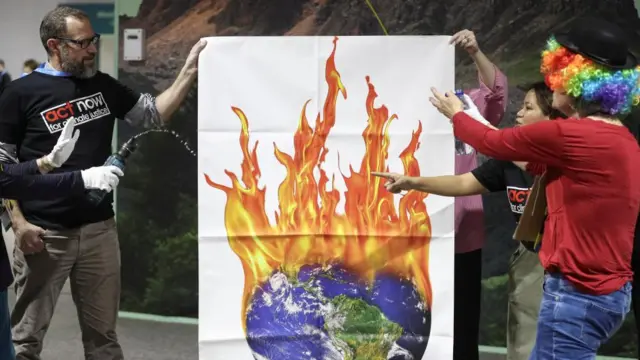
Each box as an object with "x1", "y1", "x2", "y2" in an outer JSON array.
[{"x1": 204, "y1": 37, "x2": 432, "y2": 330}]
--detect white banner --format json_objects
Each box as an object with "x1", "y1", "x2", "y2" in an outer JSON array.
[{"x1": 198, "y1": 35, "x2": 455, "y2": 360}]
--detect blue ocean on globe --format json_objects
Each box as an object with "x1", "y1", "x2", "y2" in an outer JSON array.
[{"x1": 245, "y1": 264, "x2": 431, "y2": 360}]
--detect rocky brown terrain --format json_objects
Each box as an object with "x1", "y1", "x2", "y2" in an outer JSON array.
[{"x1": 119, "y1": 0, "x2": 640, "y2": 90}]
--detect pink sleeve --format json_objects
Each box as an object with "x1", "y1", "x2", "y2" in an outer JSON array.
[{"x1": 468, "y1": 65, "x2": 508, "y2": 126}]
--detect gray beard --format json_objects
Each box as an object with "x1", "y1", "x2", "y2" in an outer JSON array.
[
  {"x1": 60, "y1": 50, "x2": 97, "y2": 78},
  {"x1": 61, "y1": 61, "x2": 96, "y2": 78}
]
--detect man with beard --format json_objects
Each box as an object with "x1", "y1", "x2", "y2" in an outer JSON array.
[{"x1": 0, "y1": 6, "x2": 206, "y2": 359}]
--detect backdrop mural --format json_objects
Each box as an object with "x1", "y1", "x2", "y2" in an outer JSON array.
[{"x1": 115, "y1": 0, "x2": 640, "y2": 357}]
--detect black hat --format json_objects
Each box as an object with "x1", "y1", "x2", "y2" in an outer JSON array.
[{"x1": 554, "y1": 17, "x2": 637, "y2": 70}]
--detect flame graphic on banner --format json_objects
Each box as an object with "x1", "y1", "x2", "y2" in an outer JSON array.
[{"x1": 204, "y1": 37, "x2": 432, "y2": 328}]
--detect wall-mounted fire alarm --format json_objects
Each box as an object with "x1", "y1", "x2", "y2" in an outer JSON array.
[{"x1": 123, "y1": 28, "x2": 146, "y2": 61}]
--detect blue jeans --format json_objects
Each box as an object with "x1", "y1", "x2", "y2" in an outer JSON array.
[
  {"x1": 530, "y1": 273, "x2": 631, "y2": 359},
  {"x1": 0, "y1": 290, "x2": 14, "y2": 359}
]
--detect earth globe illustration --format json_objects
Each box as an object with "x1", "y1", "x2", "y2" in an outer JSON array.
[{"x1": 245, "y1": 264, "x2": 431, "y2": 360}]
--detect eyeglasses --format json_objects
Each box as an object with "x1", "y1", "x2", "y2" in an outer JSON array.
[{"x1": 55, "y1": 34, "x2": 101, "y2": 49}]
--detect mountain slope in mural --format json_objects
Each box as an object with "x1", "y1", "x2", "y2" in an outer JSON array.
[{"x1": 120, "y1": 0, "x2": 640, "y2": 88}]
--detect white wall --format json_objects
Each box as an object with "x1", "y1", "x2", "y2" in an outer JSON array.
[{"x1": 0, "y1": 0, "x2": 115, "y2": 79}]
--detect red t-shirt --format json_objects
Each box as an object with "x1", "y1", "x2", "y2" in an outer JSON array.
[{"x1": 452, "y1": 112, "x2": 640, "y2": 295}]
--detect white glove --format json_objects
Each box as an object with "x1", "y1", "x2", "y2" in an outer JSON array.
[
  {"x1": 80, "y1": 166, "x2": 124, "y2": 192},
  {"x1": 45, "y1": 117, "x2": 80, "y2": 167},
  {"x1": 461, "y1": 94, "x2": 491, "y2": 126}
]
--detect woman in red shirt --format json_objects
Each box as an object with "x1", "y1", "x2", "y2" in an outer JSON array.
[{"x1": 427, "y1": 18, "x2": 640, "y2": 359}]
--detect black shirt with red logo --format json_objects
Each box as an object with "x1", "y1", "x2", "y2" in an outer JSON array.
[
  {"x1": 0, "y1": 71, "x2": 139, "y2": 229},
  {"x1": 471, "y1": 159, "x2": 536, "y2": 250}
]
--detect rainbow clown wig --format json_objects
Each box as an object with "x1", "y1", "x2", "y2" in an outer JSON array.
[{"x1": 541, "y1": 36, "x2": 640, "y2": 115}]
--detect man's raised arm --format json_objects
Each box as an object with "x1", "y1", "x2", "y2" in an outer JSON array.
[{"x1": 113, "y1": 40, "x2": 208, "y2": 129}]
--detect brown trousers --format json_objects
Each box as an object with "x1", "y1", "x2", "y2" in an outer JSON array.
[
  {"x1": 11, "y1": 218, "x2": 123, "y2": 360},
  {"x1": 507, "y1": 243, "x2": 544, "y2": 360}
]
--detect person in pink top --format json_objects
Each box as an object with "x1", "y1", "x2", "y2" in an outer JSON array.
[{"x1": 449, "y1": 29, "x2": 508, "y2": 360}]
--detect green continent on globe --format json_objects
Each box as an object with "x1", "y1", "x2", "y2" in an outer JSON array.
[{"x1": 325, "y1": 295, "x2": 403, "y2": 360}]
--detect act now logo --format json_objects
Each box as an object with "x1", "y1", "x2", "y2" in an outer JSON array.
[
  {"x1": 506, "y1": 186, "x2": 531, "y2": 215},
  {"x1": 40, "y1": 93, "x2": 111, "y2": 133}
]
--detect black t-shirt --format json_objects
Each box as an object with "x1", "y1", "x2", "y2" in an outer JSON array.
[
  {"x1": 0, "y1": 72, "x2": 11, "y2": 91},
  {"x1": 471, "y1": 159, "x2": 536, "y2": 250},
  {"x1": 0, "y1": 71, "x2": 140, "y2": 229}
]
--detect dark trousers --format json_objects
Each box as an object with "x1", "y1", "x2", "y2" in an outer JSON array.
[
  {"x1": 454, "y1": 249, "x2": 482, "y2": 360},
  {"x1": 633, "y1": 212, "x2": 640, "y2": 360},
  {"x1": 0, "y1": 290, "x2": 14, "y2": 360},
  {"x1": 633, "y1": 247, "x2": 640, "y2": 360},
  {"x1": 633, "y1": 269, "x2": 640, "y2": 360}
]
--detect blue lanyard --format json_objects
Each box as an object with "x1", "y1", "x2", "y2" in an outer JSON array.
[{"x1": 34, "y1": 63, "x2": 71, "y2": 77}]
